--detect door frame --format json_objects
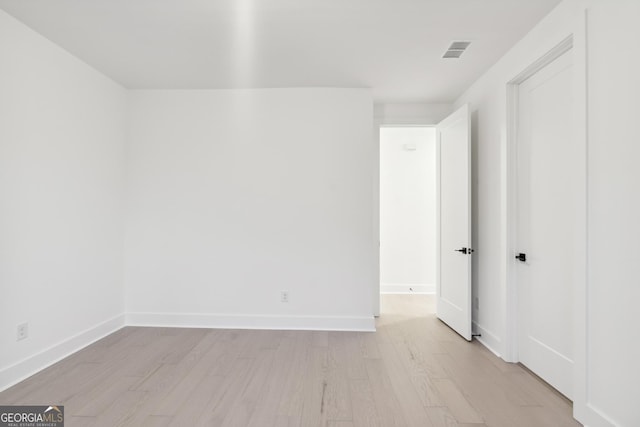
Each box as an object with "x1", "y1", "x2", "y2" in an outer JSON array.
[
  {"x1": 373, "y1": 107, "x2": 449, "y2": 317},
  {"x1": 503, "y1": 10, "x2": 606, "y2": 425},
  {"x1": 504, "y1": 34, "x2": 576, "y2": 362},
  {"x1": 511, "y1": 43, "x2": 576, "y2": 400}
]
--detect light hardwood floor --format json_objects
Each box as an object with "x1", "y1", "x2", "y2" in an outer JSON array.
[{"x1": 0, "y1": 295, "x2": 581, "y2": 426}]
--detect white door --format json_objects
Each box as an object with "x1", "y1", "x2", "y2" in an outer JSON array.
[
  {"x1": 436, "y1": 104, "x2": 472, "y2": 341},
  {"x1": 516, "y1": 50, "x2": 575, "y2": 399}
]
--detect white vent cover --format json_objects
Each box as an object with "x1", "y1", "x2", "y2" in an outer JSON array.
[{"x1": 443, "y1": 41, "x2": 471, "y2": 59}]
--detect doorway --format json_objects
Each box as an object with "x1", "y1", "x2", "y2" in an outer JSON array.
[{"x1": 379, "y1": 126, "x2": 437, "y2": 295}]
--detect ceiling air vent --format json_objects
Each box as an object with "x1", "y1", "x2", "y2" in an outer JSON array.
[{"x1": 443, "y1": 41, "x2": 471, "y2": 59}]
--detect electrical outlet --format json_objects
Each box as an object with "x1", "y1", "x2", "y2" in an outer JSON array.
[
  {"x1": 280, "y1": 291, "x2": 289, "y2": 303},
  {"x1": 17, "y1": 323, "x2": 28, "y2": 341}
]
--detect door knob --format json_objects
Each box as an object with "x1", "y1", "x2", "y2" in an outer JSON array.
[
  {"x1": 515, "y1": 253, "x2": 527, "y2": 262},
  {"x1": 455, "y1": 248, "x2": 474, "y2": 254}
]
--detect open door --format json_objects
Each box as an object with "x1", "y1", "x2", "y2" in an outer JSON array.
[{"x1": 436, "y1": 104, "x2": 472, "y2": 341}]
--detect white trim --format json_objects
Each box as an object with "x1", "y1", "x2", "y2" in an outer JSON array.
[
  {"x1": 0, "y1": 314, "x2": 126, "y2": 392},
  {"x1": 504, "y1": 79, "x2": 519, "y2": 363},
  {"x1": 509, "y1": 36, "x2": 574, "y2": 85},
  {"x1": 436, "y1": 125, "x2": 442, "y2": 314},
  {"x1": 379, "y1": 124, "x2": 436, "y2": 128},
  {"x1": 373, "y1": 117, "x2": 381, "y2": 318},
  {"x1": 126, "y1": 312, "x2": 376, "y2": 332},
  {"x1": 572, "y1": 10, "x2": 614, "y2": 427},
  {"x1": 573, "y1": 8, "x2": 591, "y2": 425},
  {"x1": 472, "y1": 322, "x2": 502, "y2": 357},
  {"x1": 380, "y1": 283, "x2": 435, "y2": 294}
]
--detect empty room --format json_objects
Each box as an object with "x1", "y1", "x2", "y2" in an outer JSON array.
[{"x1": 0, "y1": 0, "x2": 638, "y2": 426}]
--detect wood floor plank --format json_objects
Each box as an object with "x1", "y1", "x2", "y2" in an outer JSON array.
[
  {"x1": 515, "y1": 405, "x2": 582, "y2": 427},
  {"x1": 349, "y1": 379, "x2": 382, "y2": 427},
  {"x1": 118, "y1": 335, "x2": 177, "y2": 378},
  {"x1": 115, "y1": 332, "x2": 227, "y2": 425},
  {"x1": 149, "y1": 338, "x2": 229, "y2": 416},
  {"x1": 10, "y1": 362, "x2": 100, "y2": 406},
  {"x1": 299, "y1": 347, "x2": 329, "y2": 427},
  {"x1": 206, "y1": 330, "x2": 256, "y2": 377},
  {"x1": 324, "y1": 332, "x2": 353, "y2": 420},
  {"x1": 273, "y1": 414, "x2": 301, "y2": 427},
  {"x1": 312, "y1": 331, "x2": 329, "y2": 348},
  {"x1": 220, "y1": 349, "x2": 277, "y2": 426},
  {"x1": 276, "y1": 331, "x2": 312, "y2": 423},
  {"x1": 431, "y1": 379, "x2": 483, "y2": 424},
  {"x1": 0, "y1": 360, "x2": 88, "y2": 405},
  {"x1": 375, "y1": 328, "x2": 436, "y2": 427},
  {"x1": 141, "y1": 415, "x2": 172, "y2": 427},
  {"x1": 167, "y1": 374, "x2": 228, "y2": 426},
  {"x1": 246, "y1": 337, "x2": 297, "y2": 427},
  {"x1": 65, "y1": 416, "x2": 97, "y2": 427},
  {"x1": 196, "y1": 357, "x2": 257, "y2": 425},
  {"x1": 93, "y1": 390, "x2": 147, "y2": 427},
  {"x1": 328, "y1": 422, "x2": 355, "y2": 427},
  {"x1": 343, "y1": 332, "x2": 368, "y2": 380},
  {"x1": 385, "y1": 325, "x2": 445, "y2": 407},
  {"x1": 506, "y1": 370, "x2": 575, "y2": 419},
  {"x1": 156, "y1": 328, "x2": 208, "y2": 364},
  {"x1": 364, "y1": 358, "x2": 408, "y2": 427},
  {"x1": 358, "y1": 331, "x2": 381, "y2": 359},
  {"x1": 74, "y1": 376, "x2": 140, "y2": 416},
  {"x1": 425, "y1": 407, "x2": 459, "y2": 427},
  {"x1": 433, "y1": 353, "x2": 530, "y2": 427}
]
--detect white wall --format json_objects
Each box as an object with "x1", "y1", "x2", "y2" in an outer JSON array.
[
  {"x1": 0, "y1": 10, "x2": 127, "y2": 390},
  {"x1": 379, "y1": 127, "x2": 436, "y2": 293},
  {"x1": 454, "y1": 0, "x2": 640, "y2": 425},
  {"x1": 125, "y1": 88, "x2": 375, "y2": 331}
]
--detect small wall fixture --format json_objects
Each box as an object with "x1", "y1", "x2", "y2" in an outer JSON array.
[{"x1": 443, "y1": 41, "x2": 471, "y2": 59}]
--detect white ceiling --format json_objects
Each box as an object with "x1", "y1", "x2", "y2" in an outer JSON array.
[{"x1": 0, "y1": 0, "x2": 562, "y2": 102}]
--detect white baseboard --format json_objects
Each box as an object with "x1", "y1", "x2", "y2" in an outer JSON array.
[
  {"x1": 380, "y1": 283, "x2": 435, "y2": 294},
  {"x1": 472, "y1": 321, "x2": 502, "y2": 358},
  {"x1": 0, "y1": 314, "x2": 125, "y2": 392},
  {"x1": 126, "y1": 312, "x2": 376, "y2": 332}
]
